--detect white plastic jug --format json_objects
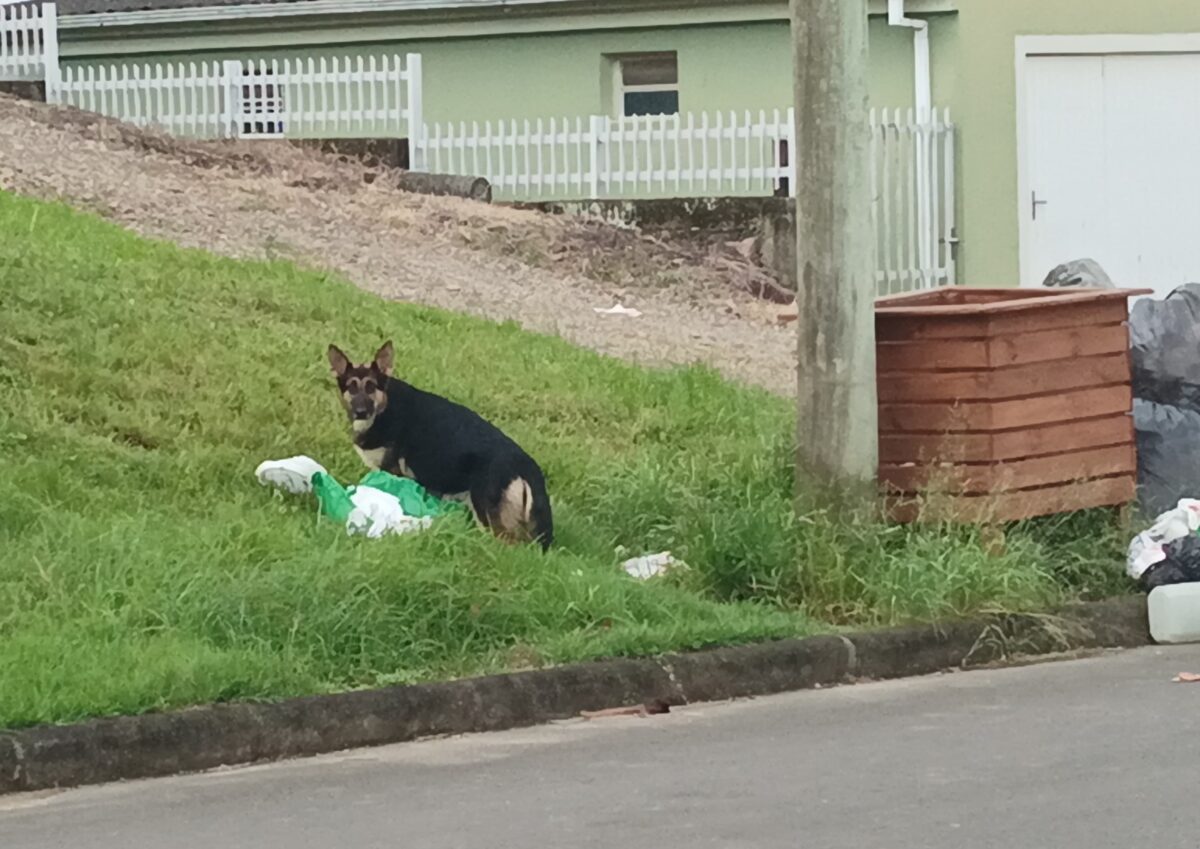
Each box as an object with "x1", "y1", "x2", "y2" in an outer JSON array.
[{"x1": 1148, "y1": 583, "x2": 1200, "y2": 644}]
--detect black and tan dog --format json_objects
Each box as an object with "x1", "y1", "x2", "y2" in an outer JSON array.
[{"x1": 327, "y1": 341, "x2": 553, "y2": 550}]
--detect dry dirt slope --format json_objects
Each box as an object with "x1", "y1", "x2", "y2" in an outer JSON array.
[{"x1": 0, "y1": 95, "x2": 796, "y2": 395}]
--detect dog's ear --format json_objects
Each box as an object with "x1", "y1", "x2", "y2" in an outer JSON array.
[
  {"x1": 372, "y1": 340, "x2": 394, "y2": 377},
  {"x1": 327, "y1": 344, "x2": 351, "y2": 379}
]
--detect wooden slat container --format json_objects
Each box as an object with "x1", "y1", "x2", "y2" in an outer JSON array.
[{"x1": 876, "y1": 287, "x2": 1151, "y2": 522}]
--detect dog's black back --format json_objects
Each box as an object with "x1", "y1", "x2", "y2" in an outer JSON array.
[{"x1": 329, "y1": 342, "x2": 553, "y2": 550}]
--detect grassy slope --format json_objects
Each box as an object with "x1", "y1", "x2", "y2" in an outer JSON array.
[{"x1": 0, "y1": 193, "x2": 1129, "y2": 730}]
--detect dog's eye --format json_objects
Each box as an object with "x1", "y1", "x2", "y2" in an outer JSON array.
[{"x1": 364, "y1": 380, "x2": 376, "y2": 394}]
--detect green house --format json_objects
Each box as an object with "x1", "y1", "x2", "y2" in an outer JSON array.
[
  {"x1": 54, "y1": 0, "x2": 940, "y2": 119},
  {"x1": 38, "y1": 0, "x2": 1200, "y2": 292}
]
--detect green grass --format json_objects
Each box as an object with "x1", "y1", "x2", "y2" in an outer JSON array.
[{"x1": 0, "y1": 192, "x2": 1131, "y2": 730}]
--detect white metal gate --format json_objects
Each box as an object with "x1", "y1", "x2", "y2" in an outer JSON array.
[{"x1": 226, "y1": 59, "x2": 285, "y2": 138}]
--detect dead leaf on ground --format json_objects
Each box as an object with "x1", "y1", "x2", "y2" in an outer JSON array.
[{"x1": 580, "y1": 700, "x2": 672, "y2": 720}]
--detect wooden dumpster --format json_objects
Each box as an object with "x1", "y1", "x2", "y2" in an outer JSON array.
[{"x1": 876, "y1": 287, "x2": 1150, "y2": 522}]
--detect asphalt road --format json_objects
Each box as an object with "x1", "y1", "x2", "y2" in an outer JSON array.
[{"x1": 4, "y1": 646, "x2": 1200, "y2": 849}]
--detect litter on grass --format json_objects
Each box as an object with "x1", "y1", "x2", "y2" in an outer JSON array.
[
  {"x1": 255, "y1": 455, "x2": 461, "y2": 538},
  {"x1": 258, "y1": 457, "x2": 682, "y2": 561},
  {"x1": 620, "y1": 551, "x2": 684, "y2": 580}
]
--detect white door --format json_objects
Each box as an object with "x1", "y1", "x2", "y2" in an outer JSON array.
[{"x1": 1022, "y1": 51, "x2": 1200, "y2": 299}]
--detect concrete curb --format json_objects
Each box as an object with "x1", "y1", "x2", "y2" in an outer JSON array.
[{"x1": 0, "y1": 596, "x2": 1149, "y2": 795}]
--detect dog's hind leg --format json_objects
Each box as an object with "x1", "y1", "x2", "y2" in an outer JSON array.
[
  {"x1": 470, "y1": 475, "x2": 534, "y2": 545},
  {"x1": 494, "y1": 477, "x2": 535, "y2": 543}
]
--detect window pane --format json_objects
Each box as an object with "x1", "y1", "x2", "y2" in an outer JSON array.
[
  {"x1": 624, "y1": 90, "x2": 679, "y2": 117},
  {"x1": 621, "y1": 52, "x2": 677, "y2": 86}
]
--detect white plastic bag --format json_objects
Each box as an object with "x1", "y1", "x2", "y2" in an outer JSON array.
[
  {"x1": 1127, "y1": 498, "x2": 1200, "y2": 580},
  {"x1": 620, "y1": 551, "x2": 683, "y2": 580},
  {"x1": 346, "y1": 486, "x2": 433, "y2": 539}
]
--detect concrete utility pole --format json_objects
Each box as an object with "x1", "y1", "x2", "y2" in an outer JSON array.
[{"x1": 791, "y1": 0, "x2": 878, "y2": 493}]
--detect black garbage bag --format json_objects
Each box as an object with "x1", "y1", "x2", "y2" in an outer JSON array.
[
  {"x1": 1134, "y1": 400, "x2": 1200, "y2": 516},
  {"x1": 1128, "y1": 284, "x2": 1200, "y2": 514},
  {"x1": 1141, "y1": 533, "x2": 1200, "y2": 590},
  {"x1": 1129, "y1": 283, "x2": 1200, "y2": 411}
]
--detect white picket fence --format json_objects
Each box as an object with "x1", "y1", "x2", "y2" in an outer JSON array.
[
  {"x1": 416, "y1": 107, "x2": 957, "y2": 289},
  {"x1": 421, "y1": 110, "x2": 793, "y2": 200},
  {"x1": 47, "y1": 53, "x2": 424, "y2": 152},
  {"x1": 0, "y1": 1, "x2": 57, "y2": 83}
]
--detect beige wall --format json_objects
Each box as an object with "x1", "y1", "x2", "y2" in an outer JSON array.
[{"x1": 950, "y1": 0, "x2": 1198, "y2": 284}]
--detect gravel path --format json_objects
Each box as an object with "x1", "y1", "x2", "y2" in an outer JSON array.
[{"x1": 0, "y1": 96, "x2": 797, "y2": 395}]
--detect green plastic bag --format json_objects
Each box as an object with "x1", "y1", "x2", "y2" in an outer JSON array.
[
  {"x1": 311, "y1": 471, "x2": 358, "y2": 523},
  {"x1": 311, "y1": 469, "x2": 464, "y2": 525}
]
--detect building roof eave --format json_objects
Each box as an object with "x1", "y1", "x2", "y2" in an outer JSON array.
[{"x1": 58, "y1": 0, "x2": 955, "y2": 30}]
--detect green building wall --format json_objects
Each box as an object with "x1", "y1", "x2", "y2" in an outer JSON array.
[{"x1": 60, "y1": 16, "x2": 955, "y2": 124}]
